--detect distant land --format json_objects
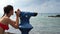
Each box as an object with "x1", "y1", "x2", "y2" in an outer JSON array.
[{"x1": 48, "y1": 15, "x2": 60, "y2": 17}]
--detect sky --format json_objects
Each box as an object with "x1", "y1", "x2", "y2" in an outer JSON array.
[{"x1": 0, "y1": 0, "x2": 60, "y2": 15}]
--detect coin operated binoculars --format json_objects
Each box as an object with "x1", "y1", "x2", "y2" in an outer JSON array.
[{"x1": 17, "y1": 11, "x2": 38, "y2": 34}]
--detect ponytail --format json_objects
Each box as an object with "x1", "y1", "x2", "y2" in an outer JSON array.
[{"x1": 1, "y1": 13, "x2": 5, "y2": 17}]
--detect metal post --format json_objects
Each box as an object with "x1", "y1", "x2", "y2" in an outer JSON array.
[{"x1": 19, "y1": 28, "x2": 32, "y2": 34}]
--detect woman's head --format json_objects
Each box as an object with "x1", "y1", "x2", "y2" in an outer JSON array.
[{"x1": 3, "y1": 5, "x2": 14, "y2": 17}]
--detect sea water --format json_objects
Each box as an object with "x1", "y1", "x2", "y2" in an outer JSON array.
[{"x1": 4, "y1": 13, "x2": 60, "y2": 34}]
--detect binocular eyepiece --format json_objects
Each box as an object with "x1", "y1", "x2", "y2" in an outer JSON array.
[{"x1": 33, "y1": 13, "x2": 37, "y2": 16}]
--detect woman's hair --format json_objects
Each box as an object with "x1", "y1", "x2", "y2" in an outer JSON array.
[{"x1": 2, "y1": 5, "x2": 13, "y2": 17}]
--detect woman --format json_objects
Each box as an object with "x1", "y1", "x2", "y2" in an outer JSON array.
[{"x1": 0, "y1": 5, "x2": 20, "y2": 34}]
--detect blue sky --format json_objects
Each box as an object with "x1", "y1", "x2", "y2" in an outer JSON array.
[{"x1": 0, "y1": 0, "x2": 60, "y2": 14}]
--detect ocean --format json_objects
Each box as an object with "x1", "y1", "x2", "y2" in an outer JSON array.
[{"x1": 4, "y1": 13, "x2": 60, "y2": 34}]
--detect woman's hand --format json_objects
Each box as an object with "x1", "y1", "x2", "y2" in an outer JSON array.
[
  {"x1": 15, "y1": 9, "x2": 21, "y2": 16},
  {"x1": 15, "y1": 9, "x2": 21, "y2": 28}
]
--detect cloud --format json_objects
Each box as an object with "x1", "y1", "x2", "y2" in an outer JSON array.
[
  {"x1": 0, "y1": 0, "x2": 60, "y2": 15},
  {"x1": 39, "y1": 0, "x2": 60, "y2": 13},
  {"x1": 13, "y1": 0, "x2": 60, "y2": 13},
  {"x1": 13, "y1": 0, "x2": 42, "y2": 12}
]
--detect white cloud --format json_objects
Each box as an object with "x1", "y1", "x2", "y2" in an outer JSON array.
[{"x1": 0, "y1": 0, "x2": 14, "y2": 8}]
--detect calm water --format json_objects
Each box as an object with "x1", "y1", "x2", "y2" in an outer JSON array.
[{"x1": 4, "y1": 13, "x2": 60, "y2": 34}]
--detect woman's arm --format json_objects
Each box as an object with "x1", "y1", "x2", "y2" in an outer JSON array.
[
  {"x1": 8, "y1": 16, "x2": 19, "y2": 29},
  {"x1": 7, "y1": 9, "x2": 20, "y2": 29}
]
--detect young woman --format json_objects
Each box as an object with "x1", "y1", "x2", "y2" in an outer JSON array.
[{"x1": 0, "y1": 5, "x2": 20, "y2": 34}]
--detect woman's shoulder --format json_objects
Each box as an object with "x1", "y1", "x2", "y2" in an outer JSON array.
[
  {"x1": 0, "y1": 17, "x2": 10, "y2": 24},
  {"x1": 0, "y1": 17, "x2": 10, "y2": 22},
  {"x1": 2, "y1": 17, "x2": 11, "y2": 24},
  {"x1": 4, "y1": 17, "x2": 11, "y2": 21}
]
